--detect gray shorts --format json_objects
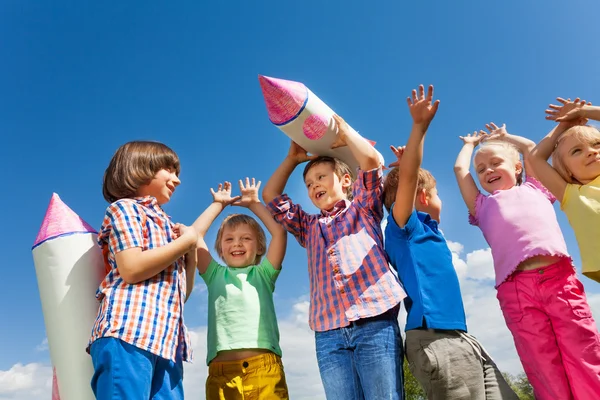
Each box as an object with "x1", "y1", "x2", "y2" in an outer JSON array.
[{"x1": 405, "y1": 329, "x2": 518, "y2": 400}]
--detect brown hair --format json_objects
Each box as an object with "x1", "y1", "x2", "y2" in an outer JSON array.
[
  {"x1": 214, "y1": 214, "x2": 267, "y2": 265},
  {"x1": 552, "y1": 125, "x2": 600, "y2": 184},
  {"x1": 302, "y1": 156, "x2": 354, "y2": 200},
  {"x1": 383, "y1": 167, "x2": 437, "y2": 212},
  {"x1": 474, "y1": 140, "x2": 524, "y2": 185},
  {"x1": 102, "y1": 141, "x2": 180, "y2": 203}
]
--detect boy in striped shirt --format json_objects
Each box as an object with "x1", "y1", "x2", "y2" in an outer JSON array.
[
  {"x1": 88, "y1": 141, "x2": 198, "y2": 399},
  {"x1": 264, "y1": 114, "x2": 407, "y2": 400}
]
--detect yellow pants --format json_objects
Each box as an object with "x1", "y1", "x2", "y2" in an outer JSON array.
[{"x1": 206, "y1": 353, "x2": 289, "y2": 400}]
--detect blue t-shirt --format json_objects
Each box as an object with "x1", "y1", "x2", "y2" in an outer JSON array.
[{"x1": 384, "y1": 207, "x2": 467, "y2": 331}]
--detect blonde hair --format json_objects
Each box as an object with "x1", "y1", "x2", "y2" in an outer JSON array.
[
  {"x1": 474, "y1": 140, "x2": 524, "y2": 185},
  {"x1": 214, "y1": 214, "x2": 267, "y2": 265},
  {"x1": 552, "y1": 125, "x2": 600, "y2": 184},
  {"x1": 383, "y1": 167, "x2": 437, "y2": 212},
  {"x1": 103, "y1": 141, "x2": 180, "y2": 203}
]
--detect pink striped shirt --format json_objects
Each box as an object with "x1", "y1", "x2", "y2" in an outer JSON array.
[
  {"x1": 267, "y1": 167, "x2": 406, "y2": 331},
  {"x1": 88, "y1": 196, "x2": 192, "y2": 362}
]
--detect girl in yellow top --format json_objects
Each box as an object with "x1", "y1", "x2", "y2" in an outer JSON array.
[{"x1": 530, "y1": 97, "x2": 600, "y2": 282}]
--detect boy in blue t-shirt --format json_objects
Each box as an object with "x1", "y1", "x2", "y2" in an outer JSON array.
[{"x1": 382, "y1": 84, "x2": 517, "y2": 399}]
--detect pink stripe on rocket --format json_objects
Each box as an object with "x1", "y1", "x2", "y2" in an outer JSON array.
[
  {"x1": 33, "y1": 193, "x2": 96, "y2": 248},
  {"x1": 258, "y1": 75, "x2": 308, "y2": 125},
  {"x1": 52, "y1": 368, "x2": 61, "y2": 400}
]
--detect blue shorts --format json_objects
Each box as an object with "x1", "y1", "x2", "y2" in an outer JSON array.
[{"x1": 90, "y1": 337, "x2": 184, "y2": 400}]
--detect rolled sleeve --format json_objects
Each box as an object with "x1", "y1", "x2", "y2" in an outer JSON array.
[
  {"x1": 267, "y1": 194, "x2": 310, "y2": 248},
  {"x1": 353, "y1": 166, "x2": 384, "y2": 222}
]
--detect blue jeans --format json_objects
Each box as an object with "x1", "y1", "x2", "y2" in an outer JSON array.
[
  {"x1": 315, "y1": 309, "x2": 404, "y2": 400},
  {"x1": 90, "y1": 338, "x2": 184, "y2": 400}
]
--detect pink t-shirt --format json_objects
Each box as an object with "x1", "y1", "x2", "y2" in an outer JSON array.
[{"x1": 469, "y1": 177, "x2": 570, "y2": 287}]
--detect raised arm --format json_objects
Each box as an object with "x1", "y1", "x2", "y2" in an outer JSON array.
[
  {"x1": 483, "y1": 122, "x2": 537, "y2": 178},
  {"x1": 529, "y1": 97, "x2": 589, "y2": 201},
  {"x1": 192, "y1": 181, "x2": 240, "y2": 274},
  {"x1": 392, "y1": 84, "x2": 440, "y2": 227},
  {"x1": 331, "y1": 114, "x2": 381, "y2": 171},
  {"x1": 262, "y1": 141, "x2": 316, "y2": 204},
  {"x1": 235, "y1": 178, "x2": 287, "y2": 270},
  {"x1": 454, "y1": 131, "x2": 484, "y2": 216}
]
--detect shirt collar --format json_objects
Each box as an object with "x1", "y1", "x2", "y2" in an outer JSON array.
[
  {"x1": 321, "y1": 199, "x2": 351, "y2": 217},
  {"x1": 133, "y1": 196, "x2": 169, "y2": 217}
]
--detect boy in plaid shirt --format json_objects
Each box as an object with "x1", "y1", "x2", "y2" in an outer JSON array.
[
  {"x1": 263, "y1": 114, "x2": 407, "y2": 399},
  {"x1": 88, "y1": 141, "x2": 198, "y2": 399}
]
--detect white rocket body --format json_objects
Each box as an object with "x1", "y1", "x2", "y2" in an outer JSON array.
[
  {"x1": 258, "y1": 75, "x2": 385, "y2": 172},
  {"x1": 32, "y1": 194, "x2": 104, "y2": 400}
]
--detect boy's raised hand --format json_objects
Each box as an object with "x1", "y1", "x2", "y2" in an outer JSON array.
[
  {"x1": 286, "y1": 140, "x2": 317, "y2": 165},
  {"x1": 408, "y1": 84, "x2": 440, "y2": 128},
  {"x1": 331, "y1": 114, "x2": 351, "y2": 149},
  {"x1": 210, "y1": 181, "x2": 240, "y2": 206},
  {"x1": 388, "y1": 145, "x2": 406, "y2": 168},
  {"x1": 547, "y1": 97, "x2": 590, "y2": 124},
  {"x1": 459, "y1": 130, "x2": 486, "y2": 146},
  {"x1": 234, "y1": 177, "x2": 261, "y2": 208}
]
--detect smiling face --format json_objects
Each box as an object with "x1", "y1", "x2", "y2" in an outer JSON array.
[
  {"x1": 474, "y1": 143, "x2": 522, "y2": 193},
  {"x1": 215, "y1": 214, "x2": 266, "y2": 268},
  {"x1": 553, "y1": 126, "x2": 600, "y2": 184},
  {"x1": 304, "y1": 161, "x2": 352, "y2": 211},
  {"x1": 219, "y1": 224, "x2": 260, "y2": 268},
  {"x1": 136, "y1": 168, "x2": 180, "y2": 204}
]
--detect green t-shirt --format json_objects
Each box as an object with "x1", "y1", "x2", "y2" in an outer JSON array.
[{"x1": 200, "y1": 257, "x2": 282, "y2": 365}]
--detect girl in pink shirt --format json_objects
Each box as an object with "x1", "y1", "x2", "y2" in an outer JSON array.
[{"x1": 454, "y1": 123, "x2": 600, "y2": 400}]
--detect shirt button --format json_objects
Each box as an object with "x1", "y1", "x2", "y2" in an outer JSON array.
[
  {"x1": 328, "y1": 248, "x2": 334, "y2": 255},
  {"x1": 538, "y1": 269, "x2": 544, "y2": 274},
  {"x1": 333, "y1": 267, "x2": 339, "y2": 274},
  {"x1": 243, "y1": 361, "x2": 249, "y2": 368}
]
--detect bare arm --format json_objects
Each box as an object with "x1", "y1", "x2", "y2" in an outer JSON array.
[
  {"x1": 116, "y1": 228, "x2": 197, "y2": 285},
  {"x1": 454, "y1": 132, "x2": 483, "y2": 216},
  {"x1": 184, "y1": 248, "x2": 197, "y2": 301},
  {"x1": 529, "y1": 97, "x2": 590, "y2": 200},
  {"x1": 528, "y1": 124, "x2": 571, "y2": 201},
  {"x1": 262, "y1": 141, "x2": 316, "y2": 204},
  {"x1": 192, "y1": 182, "x2": 240, "y2": 274},
  {"x1": 392, "y1": 84, "x2": 440, "y2": 227},
  {"x1": 331, "y1": 114, "x2": 381, "y2": 171}
]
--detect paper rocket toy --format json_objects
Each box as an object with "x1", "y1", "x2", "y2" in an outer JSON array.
[
  {"x1": 32, "y1": 194, "x2": 104, "y2": 400},
  {"x1": 258, "y1": 75, "x2": 384, "y2": 172}
]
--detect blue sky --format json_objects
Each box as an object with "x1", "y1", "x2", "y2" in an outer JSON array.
[{"x1": 2, "y1": 1, "x2": 600, "y2": 395}]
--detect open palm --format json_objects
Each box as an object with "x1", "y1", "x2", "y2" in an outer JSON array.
[
  {"x1": 210, "y1": 181, "x2": 240, "y2": 206},
  {"x1": 234, "y1": 177, "x2": 261, "y2": 207}
]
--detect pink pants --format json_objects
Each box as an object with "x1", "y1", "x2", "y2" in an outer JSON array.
[{"x1": 497, "y1": 258, "x2": 600, "y2": 400}]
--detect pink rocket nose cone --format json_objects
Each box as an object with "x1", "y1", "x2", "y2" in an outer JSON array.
[
  {"x1": 32, "y1": 193, "x2": 97, "y2": 248},
  {"x1": 258, "y1": 75, "x2": 308, "y2": 125}
]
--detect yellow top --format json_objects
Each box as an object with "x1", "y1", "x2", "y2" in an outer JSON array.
[{"x1": 562, "y1": 175, "x2": 600, "y2": 282}]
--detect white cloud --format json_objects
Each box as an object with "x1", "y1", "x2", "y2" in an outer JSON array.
[
  {"x1": 0, "y1": 363, "x2": 52, "y2": 400},
  {"x1": 35, "y1": 338, "x2": 48, "y2": 353}
]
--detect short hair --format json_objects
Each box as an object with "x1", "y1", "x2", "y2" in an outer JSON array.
[
  {"x1": 214, "y1": 214, "x2": 267, "y2": 265},
  {"x1": 382, "y1": 166, "x2": 437, "y2": 212},
  {"x1": 552, "y1": 125, "x2": 600, "y2": 184},
  {"x1": 302, "y1": 156, "x2": 354, "y2": 200},
  {"x1": 102, "y1": 141, "x2": 180, "y2": 203},
  {"x1": 474, "y1": 140, "x2": 524, "y2": 185}
]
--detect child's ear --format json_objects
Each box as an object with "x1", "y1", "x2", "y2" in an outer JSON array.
[
  {"x1": 341, "y1": 173, "x2": 352, "y2": 190},
  {"x1": 516, "y1": 161, "x2": 523, "y2": 176},
  {"x1": 417, "y1": 189, "x2": 428, "y2": 206}
]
